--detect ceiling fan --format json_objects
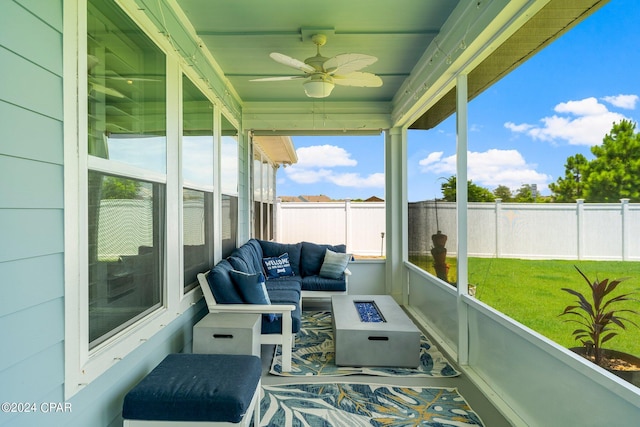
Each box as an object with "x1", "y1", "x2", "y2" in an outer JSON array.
[
  {"x1": 251, "y1": 34, "x2": 383, "y2": 98},
  {"x1": 87, "y1": 54, "x2": 160, "y2": 98}
]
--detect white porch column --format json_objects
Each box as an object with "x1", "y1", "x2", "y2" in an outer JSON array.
[
  {"x1": 456, "y1": 74, "x2": 469, "y2": 365},
  {"x1": 237, "y1": 130, "x2": 252, "y2": 244},
  {"x1": 385, "y1": 127, "x2": 408, "y2": 303},
  {"x1": 212, "y1": 107, "x2": 223, "y2": 260}
]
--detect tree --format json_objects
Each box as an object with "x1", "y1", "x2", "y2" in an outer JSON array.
[
  {"x1": 548, "y1": 154, "x2": 589, "y2": 202},
  {"x1": 549, "y1": 120, "x2": 640, "y2": 203},
  {"x1": 513, "y1": 184, "x2": 536, "y2": 202},
  {"x1": 440, "y1": 176, "x2": 495, "y2": 202},
  {"x1": 585, "y1": 119, "x2": 640, "y2": 202},
  {"x1": 493, "y1": 185, "x2": 513, "y2": 201},
  {"x1": 102, "y1": 176, "x2": 140, "y2": 199}
]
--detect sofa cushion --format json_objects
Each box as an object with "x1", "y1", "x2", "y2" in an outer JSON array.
[
  {"x1": 206, "y1": 260, "x2": 243, "y2": 304},
  {"x1": 228, "y1": 244, "x2": 262, "y2": 275},
  {"x1": 229, "y1": 270, "x2": 276, "y2": 322},
  {"x1": 262, "y1": 253, "x2": 295, "y2": 279},
  {"x1": 258, "y1": 240, "x2": 302, "y2": 276},
  {"x1": 261, "y1": 289, "x2": 302, "y2": 334},
  {"x1": 300, "y1": 241, "x2": 347, "y2": 277},
  {"x1": 319, "y1": 249, "x2": 351, "y2": 279},
  {"x1": 244, "y1": 239, "x2": 265, "y2": 272},
  {"x1": 227, "y1": 255, "x2": 250, "y2": 274},
  {"x1": 301, "y1": 275, "x2": 347, "y2": 292},
  {"x1": 264, "y1": 276, "x2": 302, "y2": 296}
]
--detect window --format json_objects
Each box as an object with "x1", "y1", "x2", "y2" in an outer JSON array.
[
  {"x1": 221, "y1": 194, "x2": 238, "y2": 257},
  {"x1": 221, "y1": 115, "x2": 238, "y2": 256},
  {"x1": 87, "y1": 0, "x2": 166, "y2": 349},
  {"x1": 88, "y1": 173, "x2": 164, "y2": 346},
  {"x1": 252, "y1": 149, "x2": 275, "y2": 240},
  {"x1": 182, "y1": 75, "x2": 214, "y2": 291},
  {"x1": 253, "y1": 155, "x2": 263, "y2": 239},
  {"x1": 221, "y1": 115, "x2": 238, "y2": 196}
]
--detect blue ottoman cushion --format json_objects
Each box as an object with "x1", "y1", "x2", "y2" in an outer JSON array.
[{"x1": 122, "y1": 354, "x2": 261, "y2": 422}]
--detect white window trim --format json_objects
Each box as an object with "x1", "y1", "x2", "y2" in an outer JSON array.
[{"x1": 63, "y1": 0, "x2": 203, "y2": 399}]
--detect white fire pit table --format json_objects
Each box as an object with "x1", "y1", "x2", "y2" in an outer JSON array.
[{"x1": 331, "y1": 294, "x2": 421, "y2": 368}]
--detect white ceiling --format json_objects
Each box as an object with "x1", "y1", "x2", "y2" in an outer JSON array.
[
  {"x1": 177, "y1": 0, "x2": 459, "y2": 104},
  {"x1": 168, "y1": 0, "x2": 607, "y2": 132}
]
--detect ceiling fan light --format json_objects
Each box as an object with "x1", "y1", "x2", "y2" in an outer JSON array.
[{"x1": 303, "y1": 80, "x2": 335, "y2": 98}]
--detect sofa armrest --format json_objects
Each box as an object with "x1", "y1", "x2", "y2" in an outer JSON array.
[{"x1": 208, "y1": 303, "x2": 295, "y2": 314}]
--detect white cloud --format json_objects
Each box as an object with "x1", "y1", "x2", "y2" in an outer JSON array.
[
  {"x1": 554, "y1": 97, "x2": 608, "y2": 116},
  {"x1": 328, "y1": 172, "x2": 385, "y2": 188},
  {"x1": 419, "y1": 152, "x2": 454, "y2": 175},
  {"x1": 602, "y1": 94, "x2": 639, "y2": 110},
  {"x1": 505, "y1": 96, "x2": 630, "y2": 146},
  {"x1": 284, "y1": 167, "x2": 333, "y2": 184},
  {"x1": 284, "y1": 144, "x2": 383, "y2": 189},
  {"x1": 285, "y1": 165, "x2": 384, "y2": 188},
  {"x1": 418, "y1": 151, "x2": 443, "y2": 168},
  {"x1": 295, "y1": 145, "x2": 357, "y2": 168},
  {"x1": 418, "y1": 149, "x2": 551, "y2": 191},
  {"x1": 504, "y1": 122, "x2": 534, "y2": 133}
]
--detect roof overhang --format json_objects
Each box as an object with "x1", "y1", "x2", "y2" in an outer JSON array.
[
  {"x1": 410, "y1": 0, "x2": 608, "y2": 130},
  {"x1": 253, "y1": 135, "x2": 298, "y2": 165}
]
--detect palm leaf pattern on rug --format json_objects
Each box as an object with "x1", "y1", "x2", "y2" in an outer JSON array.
[
  {"x1": 260, "y1": 383, "x2": 485, "y2": 426},
  {"x1": 270, "y1": 311, "x2": 459, "y2": 377}
]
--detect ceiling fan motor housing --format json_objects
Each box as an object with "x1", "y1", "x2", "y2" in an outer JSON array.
[{"x1": 303, "y1": 73, "x2": 335, "y2": 98}]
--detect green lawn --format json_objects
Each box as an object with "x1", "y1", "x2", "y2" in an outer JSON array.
[{"x1": 409, "y1": 255, "x2": 640, "y2": 357}]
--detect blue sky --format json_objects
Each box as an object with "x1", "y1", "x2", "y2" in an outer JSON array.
[{"x1": 277, "y1": 0, "x2": 640, "y2": 202}]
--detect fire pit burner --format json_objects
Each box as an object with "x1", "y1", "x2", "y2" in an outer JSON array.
[{"x1": 354, "y1": 301, "x2": 386, "y2": 323}]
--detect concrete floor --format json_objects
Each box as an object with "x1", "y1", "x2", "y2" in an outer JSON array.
[{"x1": 258, "y1": 300, "x2": 514, "y2": 426}]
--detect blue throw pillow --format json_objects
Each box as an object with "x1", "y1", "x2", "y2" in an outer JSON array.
[
  {"x1": 262, "y1": 253, "x2": 295, "y2": 279},
  {"x1": 319, "y1": 249, "x2": 351, "y2": 279},
  {"x1": 207, "y1": 260, "x2": 244, "y2": 304},
  {"x1": 229, "y1": 270, "x2": 276, "y2": 322},
  {"x1": 300, "y1": 241, "x2": 347, "y2": 277}
]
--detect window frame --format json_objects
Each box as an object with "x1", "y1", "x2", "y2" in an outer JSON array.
[
  {"x1": 251, "y1": 147, "x2": 276, "y2": 240},
  {"x1": 63, "y1": 0, "x2": 203, "y2": 398},
  {"x1": 181, "y1": 74, "x2": 216, "y2": 293}
]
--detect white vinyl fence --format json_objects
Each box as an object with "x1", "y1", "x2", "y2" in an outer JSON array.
[
  {"x1": 276, "y1": 199, "x2": 640, "y2": 261},
  {"x1": 275, "y1": 200, "x2": 387, "y2": 256}
]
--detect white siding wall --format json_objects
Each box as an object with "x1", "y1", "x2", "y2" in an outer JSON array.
[
  {"x1": 0, "y1": 2, "x2": 66, "y2": 427},
  {"x1": 0, "y1": 2, "x2": 207, "y2": 426}
]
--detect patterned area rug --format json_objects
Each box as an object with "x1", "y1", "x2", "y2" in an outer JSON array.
[
  {"x1": 260, "y1": 383, "x2": 485, "y2": 426},
  {"x1": 270, "y1": 311, "x2": 459, "y2": 377}
]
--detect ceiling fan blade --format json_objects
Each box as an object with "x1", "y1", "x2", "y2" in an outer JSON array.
[
  {"x1": 270, "y1": 52, "x2": 315, "y2": 73},
  {"x1": 250, "y1": 76, "x2": 306, "y2": 82},
  {"x1": 105, "y1": 75, "x2": 161, "y2": 82},
  {"x1": 324, "y1": 54, "x2": 378, "y2": 75},
  {"x1": 333, "y1": 72, "x2": 383, "y2": 87}
]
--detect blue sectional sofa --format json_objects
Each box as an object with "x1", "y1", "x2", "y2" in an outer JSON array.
[{"x1": 197, "y1": 239, "x2": 350, "y2": 371}]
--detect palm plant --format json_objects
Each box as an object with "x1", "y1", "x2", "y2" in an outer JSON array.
[{"x1": 560, "y1": 266, "x2": 640, "y2": 366}]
